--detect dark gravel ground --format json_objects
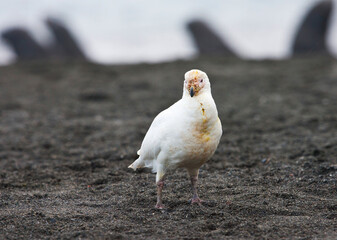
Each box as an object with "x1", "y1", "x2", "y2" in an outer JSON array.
[{"x1": 0, "y1": 57, "x2": 336, "y2": 239}]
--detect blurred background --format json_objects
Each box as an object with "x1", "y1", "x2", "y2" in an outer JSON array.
[{"x1": 0, "y1": 0, "x2": 336, "y2": 65}]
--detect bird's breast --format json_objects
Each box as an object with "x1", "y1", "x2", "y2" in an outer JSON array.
[
  {"x1": 167, "y1": 96, "x2": 222, "y2": 169},
  {"x1": 183, "y1": 100, "x2": 222, "y2": 160},
  {"x1": 192, "y1": 107, "x2": 220, "y2": 146}
]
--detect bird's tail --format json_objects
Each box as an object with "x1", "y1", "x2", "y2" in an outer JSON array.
[
  {"x1": 128, "y1": 157, "x2": 144, "y2": 170},
  {"x1": 128, "y1": 150, "x2": 144, "y2": 170}
]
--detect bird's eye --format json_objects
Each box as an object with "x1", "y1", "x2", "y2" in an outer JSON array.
[{"x1": 200, "y1": 79, "x2": 203, "y2": 83}]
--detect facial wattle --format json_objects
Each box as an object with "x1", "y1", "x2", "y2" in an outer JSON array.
[{"x1": 187, "y1": 79, "x2": 202, "y2": 97}]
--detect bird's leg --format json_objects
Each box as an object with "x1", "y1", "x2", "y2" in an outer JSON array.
[
  {"x1": 155, "y1": 178, "x2": 165, "y2": 209},
  {"x1": 189, "y1": 170, "x2": 204, "y2": 205}
]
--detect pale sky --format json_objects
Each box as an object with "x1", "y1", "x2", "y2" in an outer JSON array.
[{"x1": 0, "y1": 0, "x2": 334, "y2": 65}]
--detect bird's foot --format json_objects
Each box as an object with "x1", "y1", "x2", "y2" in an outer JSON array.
[
  {"x1": 189, "y1": 197, "x2": 204, "y2": 205},
  {"x1": 155, "y1": 203, "x2": 165, "y2": 209}
]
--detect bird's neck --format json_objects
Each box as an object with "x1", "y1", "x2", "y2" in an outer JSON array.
[{"x1": 183, "y1": 91, "x2": 216, "y2": 113}]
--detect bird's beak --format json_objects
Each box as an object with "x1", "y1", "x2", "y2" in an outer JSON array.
[{"x1": 190, "y1": 87, "x2": 195, "y2": 97}]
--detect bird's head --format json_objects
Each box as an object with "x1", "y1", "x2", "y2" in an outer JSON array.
[{"x1": 183, "y1": 69, "x2": 210, "y2": 98}]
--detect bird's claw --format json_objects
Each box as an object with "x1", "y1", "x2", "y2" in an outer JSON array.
[
  {"x1": 155, "y1": 203, "x2": 165, "y2": 209},
  {"x1": 189, "y1": 197, "x2": 204, "y2": 205}
]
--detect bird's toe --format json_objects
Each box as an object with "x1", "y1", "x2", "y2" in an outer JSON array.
[
  {"x1": 155, "y1": 203, "x2": 165, "y2": 209},
  {"x1": 189, "y1": 197, "x2": 204, "y2": 205}
]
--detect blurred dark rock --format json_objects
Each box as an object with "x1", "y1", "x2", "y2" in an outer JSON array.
[
  {"x1": 2, "y1": 28, "x2": 47, "y2": 60},
  {"x1": 1, "y1": 18, "x2": 86, "y2": 62},
  {"x1": 46, "y1": 18, "x2": 86, "y2": 60},
  {"x1": 292, "y1": 0, "x2": 333, "y2": 56},
  {"x1": 187, "y1": 20, "x2": 236, "y2": 57}
]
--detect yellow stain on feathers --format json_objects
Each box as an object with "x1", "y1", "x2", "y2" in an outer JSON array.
[
  {"x1": 191, "y1": 70, "x2": 199, "y2": 81},
  {"x1": 200, "y1": 103, "x2": 206, "y2": 116},
  {"x1": 195, "y1": 102, "x2": 210, "y2": 142}
]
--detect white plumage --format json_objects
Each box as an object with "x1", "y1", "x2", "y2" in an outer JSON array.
[{"x1": 129, "y1": 69, "x2": 222, "y2": 208}]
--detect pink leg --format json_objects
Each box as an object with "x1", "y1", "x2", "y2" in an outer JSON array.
[
  {"x1": 190, "y1": 174, "x2": 204, "y2": 205},
  {"x1": 155, "y1": 179, "x2": 165, "y2": 209}
]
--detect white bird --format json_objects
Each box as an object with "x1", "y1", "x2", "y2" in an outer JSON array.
[{"x1": 129, "y1": 69, "x2": 222, "y2": 209}]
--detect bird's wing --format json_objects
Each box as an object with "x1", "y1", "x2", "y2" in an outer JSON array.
[{"x1": 137, "y1": 100, "x2": 184, "y2": 164}]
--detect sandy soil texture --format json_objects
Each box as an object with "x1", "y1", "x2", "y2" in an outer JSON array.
[{"x1": 0, "y1": 58, "x2": 336, "y2": 239}]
